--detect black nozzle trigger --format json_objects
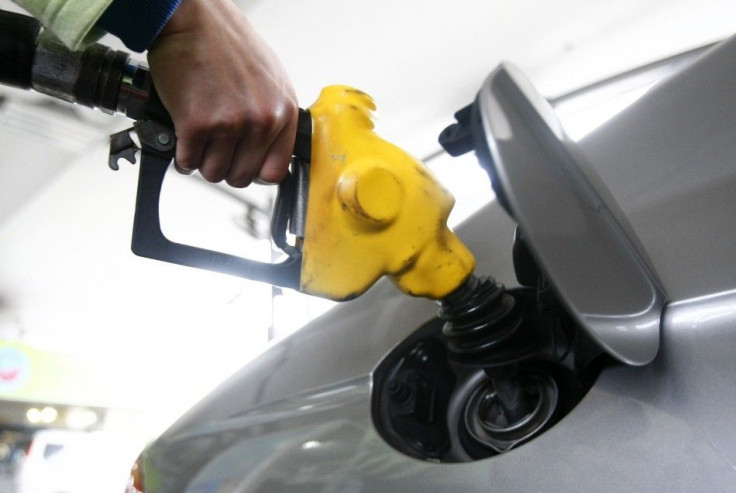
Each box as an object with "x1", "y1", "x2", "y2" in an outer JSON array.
[{"x1": 126, "y1": 109, "x2": 312, "y2": 289}]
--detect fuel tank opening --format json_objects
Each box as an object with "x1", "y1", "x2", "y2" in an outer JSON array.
[{"x1": 372, "y1": 256, "x2": 608, "y2": 462}]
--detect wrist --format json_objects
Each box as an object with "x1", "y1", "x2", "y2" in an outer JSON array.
[{"x1": 157, "y1": 0, "x2": 207, "y2": 38}]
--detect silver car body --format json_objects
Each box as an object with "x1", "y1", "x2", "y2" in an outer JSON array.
[{"x1": 140, "y1": 36, "x2": 736, "y2": 492}]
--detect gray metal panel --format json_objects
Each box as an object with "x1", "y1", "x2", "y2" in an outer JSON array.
[
  {"x1": 476, "y1": 64, "x2": 665, "y2": 365},
  {"x1": 148, "y1": 289, "x2": 736, "y2": 493},
  {"x1": 145, "y1": 190, "x2": 736, "y2": 491},
  {"x1": 579, "y1": 36, "x2": 736, "y2": 303}
]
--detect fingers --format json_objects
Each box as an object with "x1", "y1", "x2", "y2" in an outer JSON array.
[
  {"x1": 199, "y1": 138, "x2": 237, "y2": 183},
  {"x1": 256, "y1": 113, "x2": 298, "y2": 185},
  {"x1": 226, "y1": 137, "x2": 265, "y2": 188},
  {"x1": 173, "y1": 104, "x2": 299, "y2": 188},
  {"x1": 174, "y1": 136, "x2": 205, "y2": 175},
  {"x1": 173, "y1": 160, "x2": 194, "y2": 175}
]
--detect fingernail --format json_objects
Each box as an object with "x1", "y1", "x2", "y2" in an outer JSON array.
[{"x1": 174, "y1": 160, "x2": 194, "y2": 175}]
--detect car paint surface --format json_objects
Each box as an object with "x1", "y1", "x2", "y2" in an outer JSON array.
[{"x1": 141, "y1": 37, "x2": 736, "y2": 492}]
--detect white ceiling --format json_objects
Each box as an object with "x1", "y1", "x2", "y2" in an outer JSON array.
[
  {"x1": 0, "y1": 0, "x2": 734, "y2": 408},
  {"x1": 242, "y1": 0, "x2": 733, "y2": 154}
]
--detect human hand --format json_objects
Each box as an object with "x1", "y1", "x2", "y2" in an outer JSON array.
[{"x1": 147, "y1": 0, "x2": 298, "y2": 187}]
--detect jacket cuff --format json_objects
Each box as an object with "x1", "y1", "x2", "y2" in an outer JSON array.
[{"x1": 97, "y1": 0, "x2": 183, "y2": 52}]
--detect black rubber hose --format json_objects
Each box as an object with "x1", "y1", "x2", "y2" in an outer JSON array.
[
  {"x1": 0, "y1": 9, "x2": 42, "y2": 89},
  {"x1": 0, "y1": 8, "x2": 311, "y2": 157}
]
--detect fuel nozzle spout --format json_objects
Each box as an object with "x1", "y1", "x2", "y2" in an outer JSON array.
[
  {"x1": 438, "y1": 274, "x2": 559, "y2": 453},
  {"x1": 438, "y1": 274, "x2": 545, "y2": 368}
]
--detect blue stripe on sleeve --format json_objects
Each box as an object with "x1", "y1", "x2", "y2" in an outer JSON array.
[{"x1": 97, "y1": 0, "x2": 183, "y2": 52}]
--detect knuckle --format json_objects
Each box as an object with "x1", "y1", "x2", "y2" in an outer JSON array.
[
  {"x1": 218, "y1": 113, "x2": 246, "y2": 136},
  {"x1": 176, "y1": 121, "x2": 207, "y2": 140},
  {"x1": 284, "y1": 97, "x2": 299, "y2": 118},
  {"x1": 250, "y1": 100, "x2": 294, "y2": 135},
  {"x1": 178, "y1": 112, "x2": 242, "y2": 139},
  {"x1": 248, "y1": 108, "x2": 278, "y2": 137},
  {"x1": 177, "y1": 96, "x2": 297, "y2": 142}
]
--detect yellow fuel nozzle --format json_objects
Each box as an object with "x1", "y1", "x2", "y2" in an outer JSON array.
[{"x1": 301, "y1": 85, "x2": 476, "y2": 301}]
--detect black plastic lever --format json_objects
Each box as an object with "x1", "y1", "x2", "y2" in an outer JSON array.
[
  {"x1": 128, "y1": 109, "x2": 312, "y2": 289},
  {"x1": 131, "y1": 144, "x2": 304, "y2": 290}
]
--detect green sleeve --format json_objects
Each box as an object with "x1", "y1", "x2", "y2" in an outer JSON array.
[{"x1": 12, "y1": 0, "x2": 114, "y2": 50}]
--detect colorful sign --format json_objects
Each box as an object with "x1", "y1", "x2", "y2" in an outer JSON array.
[
  {"x1": 0, "y1": 346, "x2": 31, "y2": 391},
  {"x1": 0, "y1": 341, "x2": 130, "y2": 407}
]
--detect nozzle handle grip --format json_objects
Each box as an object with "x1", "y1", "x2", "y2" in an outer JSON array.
[
  {"x1": 0, "y1": 8, "x2": 311, "y2": 288},
  {"x1": 132, "y1": 147, "x2": 303, "y2": 289}
]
